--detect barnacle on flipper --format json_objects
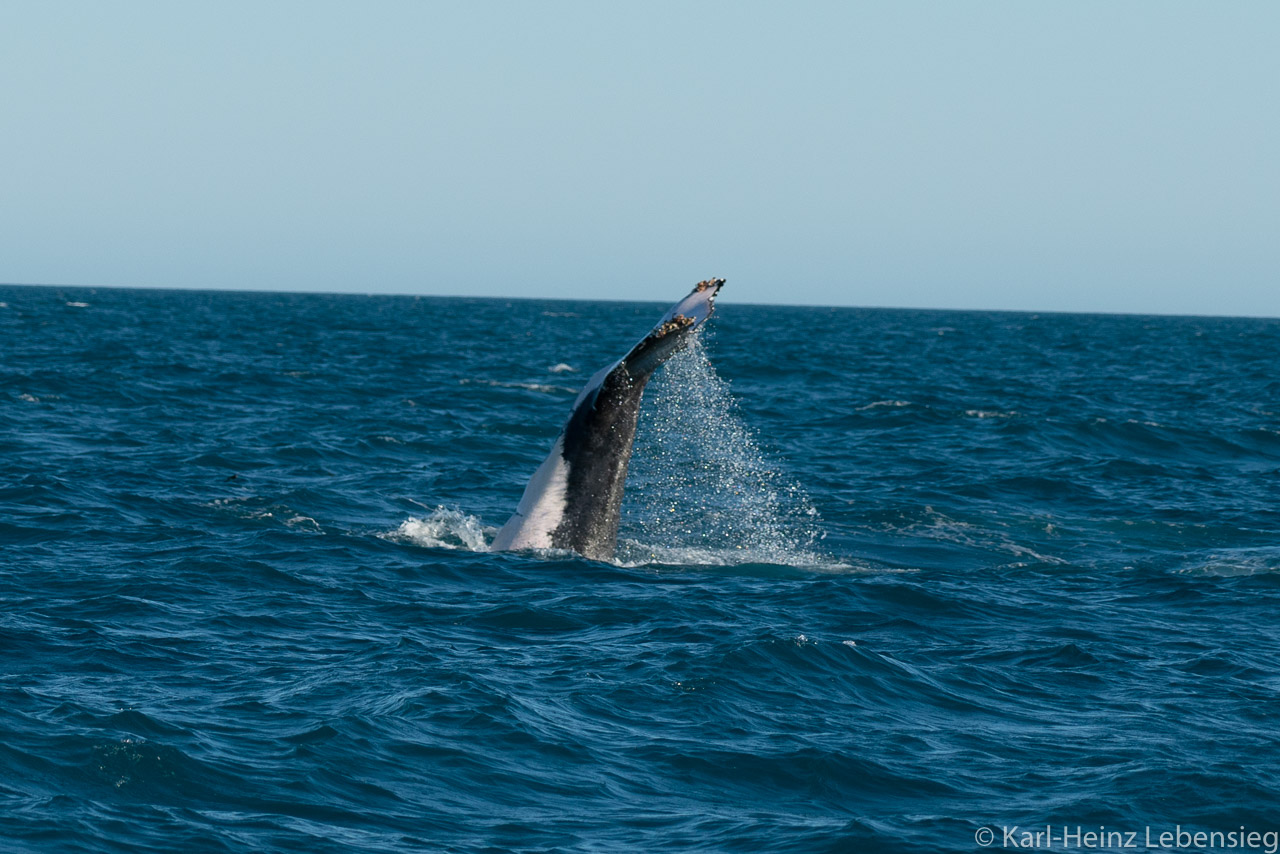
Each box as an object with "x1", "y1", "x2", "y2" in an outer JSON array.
[{"x1": 653, "y1": 315, "x2": 696, "y2": 338}]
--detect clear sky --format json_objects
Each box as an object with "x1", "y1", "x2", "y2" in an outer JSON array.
[{"x1": 2, "y1": 2, "x2": 1277, "y2": 315}]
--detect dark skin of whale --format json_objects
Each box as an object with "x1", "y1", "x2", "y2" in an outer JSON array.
[{"x1": 556, "y1": 284, "x2": 722, "y2": 559}]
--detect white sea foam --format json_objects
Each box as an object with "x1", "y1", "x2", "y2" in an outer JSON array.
[
  {"x1": 1176, "y1": 550, "x2": 1280, "y2": 577},
  {"x1": 458, "y1": 378, "x2": 576, "y2": 394},
  {"x1": 612, "y1": 540, "x2": 858, "y2": 571},
  {"x1": 207, "y1": 497, "x2": 325, "y2": 534},
  {"x1": 284, "y1": 515, "x2": 322, "y2": 532},
  {"x1": 902, "y1": 505, "x2": 1065, "y2": 566},
  {"x1": 386, "y1": 507, "x2": 490, "y2": 551}
]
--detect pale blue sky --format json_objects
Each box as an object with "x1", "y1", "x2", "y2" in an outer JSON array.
[{"x1": 2, "y1": 2, "x2": 1277, "y2": 315}]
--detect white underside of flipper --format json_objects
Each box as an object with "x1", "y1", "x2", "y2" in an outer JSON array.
[{"x1": 489, "y1": 436, "x2": 571, "y2": 551}]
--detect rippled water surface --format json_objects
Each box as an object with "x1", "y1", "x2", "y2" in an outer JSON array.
[{"x1": 3, "y1": 284, "x2": 1280, "y2": 852}]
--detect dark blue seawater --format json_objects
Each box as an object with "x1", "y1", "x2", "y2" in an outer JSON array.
[{"x1": 3, "y1": 284, "x2": 1280, "y2": 853}]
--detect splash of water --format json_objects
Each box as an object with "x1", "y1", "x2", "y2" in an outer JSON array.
[
  {"x1": 386, "y1": 508, "x2": 490, "y2": 551},
  {"x1": 619, "y1": 336, "x2": 826, "y2": 566}
]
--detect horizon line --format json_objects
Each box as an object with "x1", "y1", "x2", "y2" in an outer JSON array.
[{"x1": 1, "y1": 279, "x2": 1276, "y2": 323}]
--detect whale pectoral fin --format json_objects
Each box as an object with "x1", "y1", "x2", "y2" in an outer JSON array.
[
  {"x1": 491, "y1": 277, "x2": 726, "y2": 560},
  {"x1": 620, "y1": 278, "x2": 724, "y2": 381}
]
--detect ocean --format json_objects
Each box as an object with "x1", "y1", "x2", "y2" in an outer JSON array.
[{"x1": 2, "y1": 283, "x2": 1279, "y2": 853}]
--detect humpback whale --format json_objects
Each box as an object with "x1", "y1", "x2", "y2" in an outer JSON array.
[{"x1": 491, "y1": 278, "x2": 725, "y2": 560}]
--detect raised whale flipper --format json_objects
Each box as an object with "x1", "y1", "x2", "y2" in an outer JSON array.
[{"x1": 490, "y1": 278, "x2": 725, "y2": 560}]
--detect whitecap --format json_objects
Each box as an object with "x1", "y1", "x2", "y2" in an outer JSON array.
[
  {"x1": 458, "y1": 378, "x2": 576, "y2": 394},
  {"x1": 1176, "y1": 550, "x2": 1280, "y2": 577},
  {"x1": 284, "y1": 515, "x2": 323, "y2": 533},
  {"x1": 900, "y1": 506, "x2": 1066, "y2": 565},
  {"x1": 206, "y1": 497, "x2": 323, "y2": 534},
  {"x1": 857, "y1": 399, "x2": 912, "y2": 410}
]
